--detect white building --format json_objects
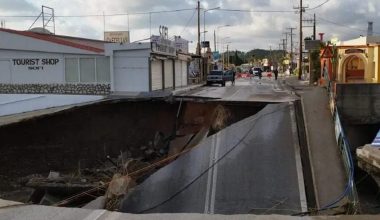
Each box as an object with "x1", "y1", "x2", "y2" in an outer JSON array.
[
  {"x1": 0, "y1": 28, "x2": 110, "y2": 95},
  {"x1": 105, "y1": 37, "x2": 190, "y2": 93},
  {"x1": 0, "y1": 28, "x2": 192, "y2": 95}
]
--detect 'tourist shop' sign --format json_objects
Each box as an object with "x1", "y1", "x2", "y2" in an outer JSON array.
[{"x1": 12, "y1": 58, "x2": 60, "y2": 70}]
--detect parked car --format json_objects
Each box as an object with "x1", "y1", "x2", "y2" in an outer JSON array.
[
  {"x1": 206, "y1": 70, "x2": 234, "y2": 86},
  {"x1": 252, "y1": 67, "x2": 263, "y2": 76}
]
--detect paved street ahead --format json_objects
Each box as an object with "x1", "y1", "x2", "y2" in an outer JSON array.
[{"x1": 178, "y1": 77, "x2": 298, "y2": 103}]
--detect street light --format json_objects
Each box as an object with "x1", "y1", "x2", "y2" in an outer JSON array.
[
  {"x1": 203, "y1": 7, "x2": 220, "y2": 52},
  {"x1": 215, "y1": 25, "x2": 231, "y2": 52}
]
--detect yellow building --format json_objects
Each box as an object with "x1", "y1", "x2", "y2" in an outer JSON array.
[{"x1": 336, "y1": 36, "x2": 380, "y2": 83}]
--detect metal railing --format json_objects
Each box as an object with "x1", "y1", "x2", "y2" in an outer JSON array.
[{"x1": 327, "y1": 83, "x2": 359, "y2": 214}]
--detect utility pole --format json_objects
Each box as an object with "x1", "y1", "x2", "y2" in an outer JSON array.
[
  {"x1": 227, "y1": 44, "x2": 229, "y2": 67},
  {"x1": 313, "y1": 14, "x2": 316, "y2": 40},
  {"x1": 214, "y1": 30, "x2": 216, "y2": 52},
  {"x1": 283, "y1": 32, "x2": 288, "y2": 52},
  {"x1": 287, "y1": 27, "x2": 296, "y2": 74},
  {"x1": 299, "y1": 0, "x2": 302, "y2": 80},
  {"x1": 294, "y1": 0, "x2": 307, "y2": 80},
  {"x1": 303, "y1": 15, "x2": 316, "y2": 39},
  {"x1": 197, "y1": 1, "x2": 202, "y2": 80}
]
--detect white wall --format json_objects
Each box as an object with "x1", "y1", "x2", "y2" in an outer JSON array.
[
  {"x1": 113, "y1": 50, "x2": 150, "y2": 92},
  {"x1": 0, "y1": 50, "x2": 64, "y2": 84},
  {"x1": 0, "y1": 50, "x2": 104, "y2": 84},
  {"x1": 0, "y1": 60, "x2": 11, "y2": 83}
]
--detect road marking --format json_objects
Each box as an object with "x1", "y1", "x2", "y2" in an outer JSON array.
[
  {"x1": 289, "y1": 103, "x2": 308, "y2": 212},
  {"x1": 204, "y1": 134, "x2": 216, "y2": 214},
  {"x1": 204, "y1": 133, "x2": 221, "y2": 214},
  {"x1": 210, "y1": 132, "x2": 221, "y2": 214}
]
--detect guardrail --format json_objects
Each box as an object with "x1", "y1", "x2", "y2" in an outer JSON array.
[{"x1": 327, "y1": 83, "x2": 359, "y2": 214}]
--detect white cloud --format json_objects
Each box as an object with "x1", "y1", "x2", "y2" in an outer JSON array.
[{"x1": 1, "y1": 0, "x2": 380, "y2": 51}]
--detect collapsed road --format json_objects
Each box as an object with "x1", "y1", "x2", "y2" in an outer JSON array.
[{"x1": 0, "y1": 77, "x2": 350, "y2": 216}]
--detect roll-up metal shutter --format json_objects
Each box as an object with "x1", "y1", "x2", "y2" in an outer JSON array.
[
  {"x1": 181, "y1": 61, "x2": 188, "y2": 86},
  {"x1": 164, "y1": 59, "x2": 174, "y2": 89},
  {"x1": 151, "y1": 60, "x2": 163, "y2": 91},
  {"x1": 175, "y1": 60, "x2": 182, "y2": 88}
]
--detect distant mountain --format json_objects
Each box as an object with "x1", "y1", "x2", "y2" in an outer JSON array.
[
  {"x1": 246, "y1": 49, "x2": 283, "y2": 60},
  {"x1": 221, "y1": 49, "x2": 285, "y2": 66}
]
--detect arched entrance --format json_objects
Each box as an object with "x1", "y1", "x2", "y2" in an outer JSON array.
[{"x1": 343, "y1": 55, "x2": 365, "y2": 82}]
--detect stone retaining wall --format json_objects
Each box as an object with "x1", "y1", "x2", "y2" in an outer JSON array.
[{"x1": 0, "y1": 83, "x2": 111, "y2": 95}]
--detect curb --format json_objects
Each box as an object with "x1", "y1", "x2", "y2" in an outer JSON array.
[{"x1": 172, "y1": 83, "x2": 205, "y2": 96}]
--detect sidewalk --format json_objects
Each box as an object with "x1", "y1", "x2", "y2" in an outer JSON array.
[{"x1": 284, "y1": 76, "x2": 346, "y2": 210}]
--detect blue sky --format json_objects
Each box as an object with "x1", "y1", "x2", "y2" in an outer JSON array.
[{"x1": 0, "y1": 0, "x2": 379, "y2": 52}]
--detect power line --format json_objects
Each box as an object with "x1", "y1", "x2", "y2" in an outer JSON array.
[
  {"x1": 0, "y1": 8, "x2": 196, "y2": 18},
  {"x1": 0, "y1": 7, "x2": 298, "y2": 19},
  {"x1": 179, "y1": 9, "x2": 197, "y2": 36},
  {"x1": 218, "y1": 9, "x2": 295, "y2": 13},
  {"x1": 307, "y1": 0, "x2": 330, "y2": 10},
  {"x1": 311, "y1": 12, "x2": 380, "y2": 35}
]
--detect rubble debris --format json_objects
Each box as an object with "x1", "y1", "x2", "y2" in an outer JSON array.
[
  {"x1": 357, "y1": 144, "x2": 380, "y2": 186},
  {"x1": 210, "y1": 105, "x2": 231, "y2": 132},
  {"x1": 105, "y1": 174, "x2": 135, "y2": 211},
  {"x1": 47, "y1": 171, "x2": 60, "y2": 180}
]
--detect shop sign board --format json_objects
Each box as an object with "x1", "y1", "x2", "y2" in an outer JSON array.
[
  {"x1": 104, "y1": 31, "x2": 130, "y2": 43},
  {"x1": 12, "y1": 58, "x2": 60, "y2": 71},
  {"x1": 151, "y1": 35, "x2": 176, "y2": 56}
]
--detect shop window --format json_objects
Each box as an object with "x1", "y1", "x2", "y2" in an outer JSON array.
[
  {"x1": 80, "y1": 58, "x2": 96, "y2": 82},
  {"x1": 65, "y1": 58, "x2": 79, "y2": 82},
  {"x1": 96, "y1": 57, "x2": 110, "y2": 82}
]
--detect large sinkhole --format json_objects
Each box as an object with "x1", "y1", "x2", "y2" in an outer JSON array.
[
  {"x1": 0, "y1": 99, "x2": 266, "y2": 207},
  {"x1": 343, "y1": 123, "x2": 380, "y2": 214}
]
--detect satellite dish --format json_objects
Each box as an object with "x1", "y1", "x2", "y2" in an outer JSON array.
[{"x1": 29, "y1": 27, "x2": 53, "y2": 35}]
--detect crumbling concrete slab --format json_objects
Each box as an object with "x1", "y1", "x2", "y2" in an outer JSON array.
[{"x1": 0, "y1": 204, "x2": 379, "y2": 220}]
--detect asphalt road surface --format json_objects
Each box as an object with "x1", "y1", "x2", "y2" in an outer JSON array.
[
  {"x1": 177, "y1": 76, "x2": 298, "y2": 103},
  {"x1": 120, "y1": 103, "x2": 307, "y2": 214},
  {"x1": 120, "y1": 76, "x2": 307, "y2": 214}
]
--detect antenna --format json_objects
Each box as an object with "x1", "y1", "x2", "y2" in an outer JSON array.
[{"x1": 29, "y1": 5, "x2": 55, "y2": 34}]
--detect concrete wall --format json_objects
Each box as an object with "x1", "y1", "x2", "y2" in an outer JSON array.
[
  {"x1": 0, "y1": 83, "x2": 110, "y2": 95},
  {"x1": 336, "y1": 83, "x2": 380, "y2": 124}
]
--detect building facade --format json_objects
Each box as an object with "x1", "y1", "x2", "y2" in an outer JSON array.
[
  {"x1": 105, "y1": 37, "x2": 191, "y2": 93},
  {"x1": 0, "y1": 28, "x2": 193, "y2": 95},
  {"x1": 325, "y1": 36, "x2": 380, "y2": 83},
  {"x1": 0, "y1": 28, "x2": 110, "y2": 95}
]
